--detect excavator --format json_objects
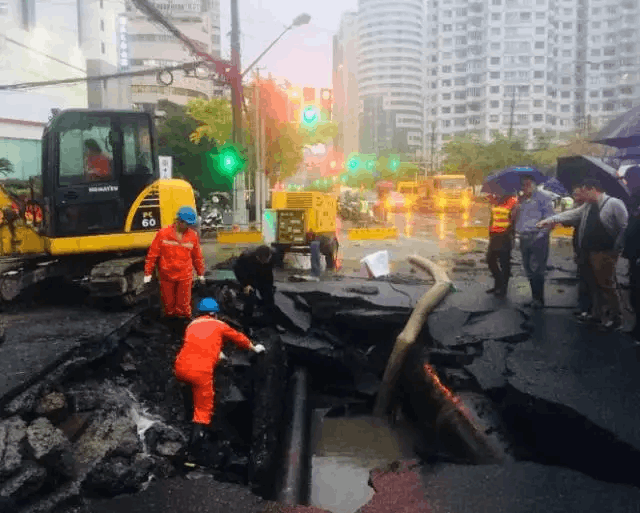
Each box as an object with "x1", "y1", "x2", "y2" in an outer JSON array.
[{"x1": 0, "y1": 108, "x2": 197, "y2": 305}]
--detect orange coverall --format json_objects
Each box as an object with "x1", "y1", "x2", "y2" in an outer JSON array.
[
  {"x1": 174, "y1": 316, "x2": 253, "y2": 424},
  {"x1": 144, "y1": 224, "x2": 205, "y2": 318}
]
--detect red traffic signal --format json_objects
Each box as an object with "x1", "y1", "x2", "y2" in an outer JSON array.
[{"x1": 303, "y1": 87, "x2": 316, "y2": 103}]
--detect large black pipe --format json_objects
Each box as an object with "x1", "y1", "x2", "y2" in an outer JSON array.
[{"x1": 276, "y1": 366, "x2": 311, "y2": 506}]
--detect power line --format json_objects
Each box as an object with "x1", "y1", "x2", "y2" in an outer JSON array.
[
  {"x1": 0, "y1": 60, "x2": 225, "y2": 91},
  {"x1": 2, "y1": 35, "x2": 86, "y2": 74}
]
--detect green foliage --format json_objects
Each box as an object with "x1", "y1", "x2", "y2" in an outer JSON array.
[
  {"x1": 300, "y1": 120, "x2": 339, "y2": 146},
  {"x1": 267, "y1": 122, "x2": 305, "y2": 184},
  {"x1": 440, "y1": 130, "x2": 614, "y2": 187},
  {"x1": 155, "y1": 100, "x2": 230, "y2": 193},
  {"x1": 0, "y1": 158, "x2": 13, "y2": 176},
  {"x1": 186, "y1": 98, "x2": 233, "y2": 145}
]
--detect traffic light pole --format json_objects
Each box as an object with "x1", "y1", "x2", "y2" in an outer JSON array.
[{"x1": 231, "y1": 0, "x2": 247, "y2": 226}]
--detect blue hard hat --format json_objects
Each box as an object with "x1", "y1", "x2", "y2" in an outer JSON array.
[
  {"x1": 198, "y1": 297, "x2": 219, "y2": 313},
  {"x1": 177, "y1": 206, "x2": 197, "y2": 225}
]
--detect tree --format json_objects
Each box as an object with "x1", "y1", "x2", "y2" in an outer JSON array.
[
  {"x1": 265, "y1": 121, "x2": 304, "y2": 186},
  {"x1": 0, "y1": 158, "x2": 13, "y2": 177},
  {"x1": 186, "y1": 98, "x2": 233, "y2": 145},
  {"x1": 155, "y1": 100, "x2": 229, "y2": 193}
]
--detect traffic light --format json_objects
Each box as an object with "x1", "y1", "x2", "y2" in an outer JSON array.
[
  {"x1": 211, "y1": 143, "x2": 246, "y2": 177},
  {"x1": 388, "y1": 156, "x2": 400, "y2": 172},
  {"x1": 303, "y1": 87, "x2": 316, "y2": 103},
  {"x1": 347, "y1": 156, "x2": 359, "y2": 172},
  {"x1": 301, "y1": 105, "x2": 320, "y2": 129}
]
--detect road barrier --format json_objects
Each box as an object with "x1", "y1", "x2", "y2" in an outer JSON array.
[
  {"x1": 456, "y1": 225, "x2": 574, "y2": 240},
  {"x1": 347, "y1": 227, "x2": 399, "y2": 241},
  {"x1": 216, "y1": 230, "x2": 264, "y2": 244}
]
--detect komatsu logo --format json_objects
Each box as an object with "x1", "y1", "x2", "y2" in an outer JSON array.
[{"x1": 89, "y1": 185, "x2": 119, "y2": 193}]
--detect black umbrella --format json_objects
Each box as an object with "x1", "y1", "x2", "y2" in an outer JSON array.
[
  {"x1": 556, "y1": 155, "x2": 631, "y2": 205},
  {"x1": 593, "y1": 105, "x2": 640, "y2": 148}
]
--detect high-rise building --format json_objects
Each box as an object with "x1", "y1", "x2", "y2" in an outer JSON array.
[
  {"x1": 357, "y1": 0, "x2": 425, "y2": 157},
  {"x1": 332, "y1": 11, "x2": 359, "y2": 159},
  {"x1": 125, "y1": 0, "x2": 223, "y2": 113},
  {"x1": 424, "y1": 0, "x2": 640, "y2": 154}
]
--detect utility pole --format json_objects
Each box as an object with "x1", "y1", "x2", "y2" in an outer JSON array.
[
  {"x1": 230, "y1": 0, "x2": 246, "y2": 226},
  {"x1": 430, "y1": 122, "x2": 436, "y2": 176},
  {"x1": 508, "y1": 87, "x2": 516, "y2": 141},
  {"x1": 254, "y1": 68, "x2": 262, "y2": 226}
]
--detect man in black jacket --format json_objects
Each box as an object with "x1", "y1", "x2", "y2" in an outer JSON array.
[
  {"x1": 623, "y1": 166, "x2": 640, "y2": 340},
  {"x1": 232, "y1": 245, "x2": 275, "y2": 320}
]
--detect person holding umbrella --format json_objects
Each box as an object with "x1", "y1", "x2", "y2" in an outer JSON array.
[
  {"x1": 512, "y1": 174, "x2": 555, "y2": 308},
  {"x1": 537, "y1": 179, "x2": 628, "y2": 331}
]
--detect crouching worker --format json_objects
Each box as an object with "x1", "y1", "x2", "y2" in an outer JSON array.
[
  {"x1": 232, "y1": 245, "x2": 276, "y2": 320},
  {"x1": 174, "y1": 297, "x2": 265, "y2": 453}
]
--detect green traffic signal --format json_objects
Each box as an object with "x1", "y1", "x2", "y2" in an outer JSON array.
[
  {"x1": 365, "y1": 160, "x2": 375, "y2": 171},
  {"x1": 302, "y1": 106, "x2": 320, "y2": 128},
  {"x1": 389, "y1": 159, "x2": 400, "y2": 171},
  {"x1": 347, "y1": 158, "x2": 359, "y2": 171},
  {"x1": 214, "y1": 143, "x2": 246, "y2": 177}
]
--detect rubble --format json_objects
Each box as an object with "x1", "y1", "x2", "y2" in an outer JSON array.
[
  {"x1": 0, "y1": 417, "x2": 27, "y2": 478},
  {"x1": 26, "y1": 417, "x2": 74, "y2": 478}
]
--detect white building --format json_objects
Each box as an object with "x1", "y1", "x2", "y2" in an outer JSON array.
[
  {"x1": 424, "y1": 0, "x2": 640, "y2": 154},
  {"x1": 357, "y1": 0, "x2": 425, "y2": 156},
  {"x1": 125, "y1": 0, "x2": 223, "y2": 112},
  {"x1": 332, "y1": 11, "x2": 359, "y2": 158}
]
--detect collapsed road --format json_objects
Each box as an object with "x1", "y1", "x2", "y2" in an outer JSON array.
[{"x1": 0, "y1": 242, "x2": 640, "y2": 513}]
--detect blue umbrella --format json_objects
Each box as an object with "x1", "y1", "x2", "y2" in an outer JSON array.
[
  {"x1": 541, "y1": 177, "x2": 569, "y2": 197},
  {"x1": 557, "y1": 155, "x2": 631, "y2": 205},
  {"x1": 481, "y1": 166, "x2": 549, "y2": 196},
  {"x1": 593, "y1": 105, "x2": 640, "y2": 148}
]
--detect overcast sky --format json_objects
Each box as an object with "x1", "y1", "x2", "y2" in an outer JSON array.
[{"x1": 219, "y1": 0, "x2": 358, "y2": 89}]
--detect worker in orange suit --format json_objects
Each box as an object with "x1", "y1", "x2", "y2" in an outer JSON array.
[
  {"x1": 175, "y1": 297, "x2": 266, "y2": 451},
  {"x1": 486, "y1": 193, "x2": 518, "y2": 298},
  {"x1": 143, "y1": 206, "x2": 206, "y2": 334}
]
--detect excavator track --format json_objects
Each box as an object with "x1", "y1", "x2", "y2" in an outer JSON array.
[
  {"x1": 0, "y1": 253, "x2": 151, "y2": 306},
  {"x1": 88, "y1": 254, "x2": 148, "y2": 306}
]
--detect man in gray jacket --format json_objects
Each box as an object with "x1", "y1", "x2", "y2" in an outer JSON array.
[{"x1": 537, "y1": 178, "x2": 628, "y2": 331}]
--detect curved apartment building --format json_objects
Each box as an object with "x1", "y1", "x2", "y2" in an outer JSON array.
[{"x1": 357, "y1": 0, "x2": 424, "y2": 155}]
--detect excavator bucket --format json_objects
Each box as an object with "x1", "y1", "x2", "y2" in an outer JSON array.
[{"x1": 347, "y1": 227, "x2": 398, "y2": 241}]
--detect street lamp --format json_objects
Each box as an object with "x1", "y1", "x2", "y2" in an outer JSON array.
[{"x1": 241, "y1": 13, "x2": 311, "y2": 77}]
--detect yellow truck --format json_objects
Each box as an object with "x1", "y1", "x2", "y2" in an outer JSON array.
[
  {"x1": 394, "y1": 181, "x2": 420, "y2": 212},
  {"x1": 419, "y1": 174, "x2": 473, "y2": 212},
  {"x1": 270, "y1": 191, "x2": 339, "y2": 269}
]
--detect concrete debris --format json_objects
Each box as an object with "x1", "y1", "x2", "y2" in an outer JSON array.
[
  {"x1": 83, "y1": 455, "x2": 155, "y2": 497},
  {"x1": 461, "y1": 308, "x2": 530, "y2": 343},
  {"x1": 464, "y1": 340, "x2": 510, "y2": 390},
  {"x1": 144, "y1": 424, "x2": 187, "y2": 458},
  {"x1": 0, "y1": 461, "x2": 47, "y2": 501},
  {"x1": 274, "y1": 292, "x2": 312, "y2": 333},
  {"x1": 427, "y1": 307, "x2": 471, "y2": 347},
  {"x1": 344, "y1": 285, "x2": 380, "y2": 295},
  {"x1": 26, "y1": 417, "x2": 74, "y2": 479},
  {"x1": 36, "y1": 392, "x2": 68, "y2": 424},
  {"x1": 0, "y1": 417, "x2": 26, "y2": 478}
]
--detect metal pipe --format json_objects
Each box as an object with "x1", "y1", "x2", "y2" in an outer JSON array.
[{"x1": 277, "y1": 366, "x2": 310, "y2": 506}]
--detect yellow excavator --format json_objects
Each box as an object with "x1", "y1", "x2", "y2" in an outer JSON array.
[{"x1": 0, "y1": 109, "x2": 197, "y2": 305}]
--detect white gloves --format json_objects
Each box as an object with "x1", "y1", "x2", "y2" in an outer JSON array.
[
  {"x1": 253, "y1": 344, "x2": 266, "y2": 354},
  {"x1": 219, "y1": 351, "x2": 227, "y2": 361},
  {"x1": 143, "y1": 275, "x2": 152, "y2": 284},
  {"x1": 198, "y1": 276, "x2": 206, "y2": 284}
]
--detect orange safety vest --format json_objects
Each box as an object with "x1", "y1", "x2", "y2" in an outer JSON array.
[{"x1": 490, "y1": 196, "x2": 517, "y2": 234}]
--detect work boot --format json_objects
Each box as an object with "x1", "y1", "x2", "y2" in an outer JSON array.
[{"x1": 188, "y1": 424, "x2": 207, "y2": 453}]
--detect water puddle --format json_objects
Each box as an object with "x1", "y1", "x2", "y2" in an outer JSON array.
[{"x1": 309, "y1": 414, "x2": 417, "y2": 513}]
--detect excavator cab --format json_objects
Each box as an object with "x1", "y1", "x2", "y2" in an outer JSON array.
[{"x1": 40, "y1": 110, "x2": 158, "y2": 237}]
